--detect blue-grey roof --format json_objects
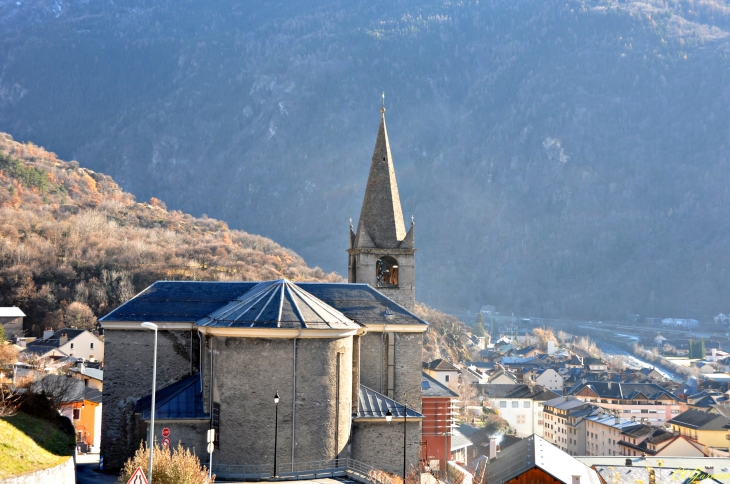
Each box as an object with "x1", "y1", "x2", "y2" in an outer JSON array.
[
  {"x1": 101, "y1": 280, "x2": 427, "y2": 327},
  {"x1": 135, "y1": 373, "x2": 208, "y2": 420},
  {"x1": 451, "y1": 429, "x2": 472, "y2": 451},
  {"x1": 422, "y1": 372, "x2": 458, "y2": 398},
  {"x1": 197, "y1": 280, "x2": 359, "y2": 330},
  {"x1": 354, "y1": 385, "x2": 424, "y2": 420}
]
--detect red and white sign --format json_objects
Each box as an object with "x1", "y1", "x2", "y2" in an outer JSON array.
[
  {"x1": 161, "y1": 427, "x2": 170, "y2": 437},
  {"x1": 127, "y1": 466, "x2": 148, "y2": 484},
  {"x1": 161, "y1": 437, "x2": 171, "y2": 448}
]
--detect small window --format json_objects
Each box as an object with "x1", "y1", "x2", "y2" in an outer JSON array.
[
  {"x1": 70, "y1": 343, "x2": 74, "y2": 349},
  {"x1": 500, "y1": 401, "x2": 507, "y2": 408},
  {"x1": 444, "y1": 375, "x2": 450, "y2": 382},
  {"x1": 523, "y1": 401, "x2": 531, "y2": 408},
  {"x1": 73, "y1": 408, "x2": 80, "y2": 420},
  {"x1": 376, "y1": 256, "x2": 399, "y2": 287},
  {"x1": 90, "y1": 343, "x2": 94, "y2": 349},
  {"x1": 512, "y1": 401, "x2": 519, "y2": 408}
]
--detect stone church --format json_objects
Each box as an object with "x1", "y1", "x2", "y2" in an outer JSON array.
[{"x1": 99, "y1": 107, "x2": 427, "y2": 476}]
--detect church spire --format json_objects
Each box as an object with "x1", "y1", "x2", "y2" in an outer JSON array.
[{"x1": 354, "y1": 105, "x2": 407, "y2": 249}]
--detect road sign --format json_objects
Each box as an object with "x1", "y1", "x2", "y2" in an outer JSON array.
[
  {"x1": 206, "y1": 429, "x2": 215, "y2": 443},
  {"x1": 127, "y1": 466, "x2": 148, "y2": 484},
  {"x1": 162, "y1": 427, "x2": 170, "y2": 437},
  {"x1": 207, "y1": 442, "x2": 214, "y2": 453},
  {"x1": 161, "y1": 437, "x2": 171, "y2": 448}
]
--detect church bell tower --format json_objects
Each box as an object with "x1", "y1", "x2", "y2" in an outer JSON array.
[{"x1": 348, "y1": 104, "x2": 416, "y2": 310}]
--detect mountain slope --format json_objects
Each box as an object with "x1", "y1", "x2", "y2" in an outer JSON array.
[
  {"x1": 2, "y1": 0, "x2": 730, "y2": 318},
  {"x1": 0, "y1": 133, "x2": 340, "y2": 334}
]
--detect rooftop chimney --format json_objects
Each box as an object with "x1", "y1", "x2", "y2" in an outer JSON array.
[
  {"x1": 625, "y1": 459, "x2": 632, "y2": 466},
  {"x1": 615, "y1": 415, "x2": 621, "y2": 425},
  {"x1": 59, "y1": 333, "x2": 68, "y2": 346},
  {"x1": 489, "y1": 437, "x2": 497, "y2": 460},
  {"x1": 43, "y1": 329, "x2": 54, "y2": 340},
  {"x1": 572, "y1": 476, "x2": 581, "y2": 484}
]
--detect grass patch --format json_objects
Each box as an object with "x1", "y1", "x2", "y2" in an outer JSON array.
[{"x1": 0, "y1": 411, "x2": 74, "y2": 479}]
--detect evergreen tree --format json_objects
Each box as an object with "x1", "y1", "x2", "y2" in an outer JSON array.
[{"x1": 473, "y1": 313, "x2": 486, "y2": 337}]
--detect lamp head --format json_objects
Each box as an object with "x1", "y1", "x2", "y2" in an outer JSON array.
[
  {"x1": 274, "y1": 392, "x2": 280, "y2": 404},
  {"x1": 386, "y1": 410, "x2": 393, "y2": 423},
  {"x1": 141, "y1": 322, "x2": 158, "y2": 330}
]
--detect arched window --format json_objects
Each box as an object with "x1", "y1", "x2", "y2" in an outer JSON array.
[{"x1": 376, "y1": 256, "x2": 399, "y2": 287}]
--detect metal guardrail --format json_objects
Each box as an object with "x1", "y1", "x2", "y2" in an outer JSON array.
[{"x1": 213, "y1": 458, "x2": 395, "y2": 484}]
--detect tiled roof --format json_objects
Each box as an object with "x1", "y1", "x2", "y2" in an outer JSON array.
[
  {"x1": 100, "y1": 280, "x2": 428, "y2": 327},
  {"x1": 26, "y1": 328, "x2": 89, "y2": 349},
  {"x1": 84, "y1": 387, "x2": 102, "y2": 404},
  {"x1": 480, "y1": 384, "x2": 559, "y2": 401},
  {"x1": 135, "y1": 373, "x2": 208, "y2": 420},
  {"x1": 668, "y1": 409, "x2": 730, "y2": 431},
  {"x1": 22, "y1": 345, "x2": 67, "y2": 356},
  {"x1": 70, "y1": 366, "x2": 103, "y2": 381},
  {"x1": 421, "y1": 372, "x2": 458, "y2": 398},
  {"x1": 450, "y1": 429, "x2": 472, "y2": 451},
  {"x1": 423, "y1": 358, "x2": 458, "y2": 372},
  {"x1": 197, "y1": 280, "x2": 358, "y2": 330},
  {"x1": 0, "y1": 307, "x2": 25, "y2": 317},
  {"x1": 568, "y1": 381, "x2": 678, "y2": 401},
  {"x1": 483, "y1": 435, "x2": 601, "y2": 484},
  {"x1": 354, "y1": 385, "x2": 424, "y2": 420}
]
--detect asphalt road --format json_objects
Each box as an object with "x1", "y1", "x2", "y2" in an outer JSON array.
[{"x1": 76, "y1": 454, "x2": 118, "y2": 484}]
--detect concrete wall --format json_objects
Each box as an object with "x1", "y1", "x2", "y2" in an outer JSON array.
[
  {"x1": 0, "y1": 457, "x2": 74, "y2": 484},
  {"x1": 352, "y1": 421, "x2": 421, "y2": 476},
  {"x1": 212, "y1": 336, "x2": 352, "y2": 468},
  {"x1": 100, "y1": 329, "x2": 198, "y2": 469}
]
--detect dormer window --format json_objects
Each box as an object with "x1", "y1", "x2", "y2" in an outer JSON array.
[{"x1": 376, "y1": 256, "x2": 399, "y2": 287}]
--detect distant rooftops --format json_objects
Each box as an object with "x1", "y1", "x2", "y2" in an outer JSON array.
[{"x1": 669, "y1": 408, "x2": 730, "y2": 431}]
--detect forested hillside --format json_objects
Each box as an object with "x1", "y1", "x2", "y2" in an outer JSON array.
[
  {"x1": 2, "y1": 0, "x2": 730, "y2": 319},
  {"x1": 0, "y1": 134, "x2": 339, "y2": 335}
]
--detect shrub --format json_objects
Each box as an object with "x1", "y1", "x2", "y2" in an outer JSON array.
[{"x1": 119, "y1": 442, "x2": 214, "y2": 484}]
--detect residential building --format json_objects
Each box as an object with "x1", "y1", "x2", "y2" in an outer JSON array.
[
  {"x1": 450, "y1": 429, "x2": 472, "y2": 464},
  {"x1": 619, "y1": 427, "x2": 706, "y2": 457},
  {"x1": 25, "y1": 328, "x2": 104, "y2": 362},
  {"x1": 584, "y1": 412, "x2": 642, "y2": 457},
  {"x1": 482, "y1": 435, "x2": 600, "y2": 484},
  {"x1": 423, "y1": 359, "x2": 460, "y2": 387},
  {"x1": 568, "y1": 381, "x2": 684, "y2": 425},
  {"x1": 668, "y1": 409, "x2": 730, "y2": 450},
  {"x1": 69, "y1": 364, "x2": 103, "y2": 391},
  {"x1": 0, "y1": 307, "x2": 25, "y2": 340},
  {"x1": 542, "y1": 396, "x2": 594, "y2": 454},
  {"x1": 576, "y1": 456, "x2": 730, "y2": 483},
  {"x1": 481, "y1": 384, "x2": 559, "y2": 437},
  {"x1": 421, "y1": 372, "x2": 459, "y2": 477},
  {"x1": 534, "y1": 368, "x2": 564, "y2": 394}
]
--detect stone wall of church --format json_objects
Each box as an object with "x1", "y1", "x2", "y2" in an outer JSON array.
[
  {"x1": 394, "y1": 332, "x2": 423, "y2": 412},
  {"x1": 351, "y1": 421, "x2": 421, "y2": 476},
  {"x1": 359, "y1": 332, "x2": 384, "y2": 394},
  {"x1": 100, "y1": 329, "x2": 197, "y2": 469},
  {"x1": 212, "y1": 336, "x2": 352, "y2": 468},
  {"x1": 359, "y1": 331, "x2": 422, "y2": 411}
]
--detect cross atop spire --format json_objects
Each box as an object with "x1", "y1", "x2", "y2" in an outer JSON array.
[
  {"x1": 353, "y1": 106, "x2": 407, "y2": 249},
  {"x1": 381, "y1": 91, "x2": 385, "y2": 113}
]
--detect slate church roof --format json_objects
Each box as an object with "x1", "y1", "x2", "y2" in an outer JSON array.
[
  {"x1": 354, "y1": 385, "x2": 424, "y2": 420},
  {"x1": 197, "y1": 279, "x2": 358, "y2": 329},
  {"x1": 100, "y1": 279, "x2": 427, "y2": 328}
]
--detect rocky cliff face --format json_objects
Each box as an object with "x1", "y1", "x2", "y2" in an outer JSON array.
[{"x1": 2, "y1": 0, "x2": 730, "y2": 319}]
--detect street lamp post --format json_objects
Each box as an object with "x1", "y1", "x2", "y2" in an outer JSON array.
[
  {"x1": 274, "y1": 391, "x2": 280, "y2": 478},
  {"x1": 402, "y1": 400, "x2": 408, "y2": 483},
  {"x1": 141, "y1": 322, "x2": 159, "y2": 484}
]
